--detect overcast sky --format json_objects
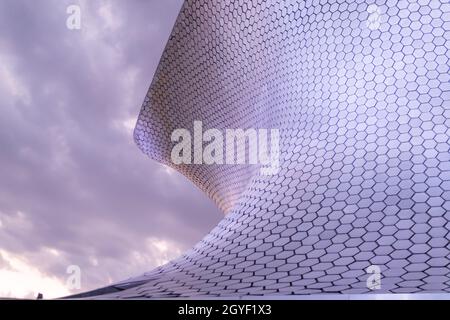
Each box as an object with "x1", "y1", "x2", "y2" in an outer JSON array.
[{"x1": 0, "y1": 0, "x2": 222, "y2": 299}]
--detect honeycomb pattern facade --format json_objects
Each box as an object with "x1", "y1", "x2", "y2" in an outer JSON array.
[{"x1": 92, "y1": 0, "x2": 450, "y2": 297}]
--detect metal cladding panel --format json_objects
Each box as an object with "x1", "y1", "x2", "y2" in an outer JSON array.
[{"x1": 96, "y1": 0, "x2": 450, "y2": 297}]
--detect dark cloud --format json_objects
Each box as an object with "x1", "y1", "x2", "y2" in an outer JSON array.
[{"x1": 0, "y1": 0, "x2": 221, "y2": 297}]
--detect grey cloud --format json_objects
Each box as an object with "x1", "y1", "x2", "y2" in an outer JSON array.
[{"x1": 0, "y1": 0, "x2": 221, "y2": 297}]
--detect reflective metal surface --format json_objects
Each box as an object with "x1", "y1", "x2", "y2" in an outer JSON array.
[{"x1": 89, "y1": 0, "x2": 450, "y2": 298}]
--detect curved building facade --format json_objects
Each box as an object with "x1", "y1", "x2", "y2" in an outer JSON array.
[{"x1": 80, "y1": 0, "x2": 450, "y2": 297}]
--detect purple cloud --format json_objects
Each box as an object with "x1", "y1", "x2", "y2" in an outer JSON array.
[{"x1": 0, "y1": 0, "x2": 221, "y2": 298}]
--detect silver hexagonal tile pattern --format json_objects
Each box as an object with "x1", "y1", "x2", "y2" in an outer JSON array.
[{"x1": 89, "y1": 0, "x2": 450, "y2": 297}]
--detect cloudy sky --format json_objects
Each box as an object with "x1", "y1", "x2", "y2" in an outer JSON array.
[{"x1": 0, "y1": 0, "x2": 222, "y2": 299}]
